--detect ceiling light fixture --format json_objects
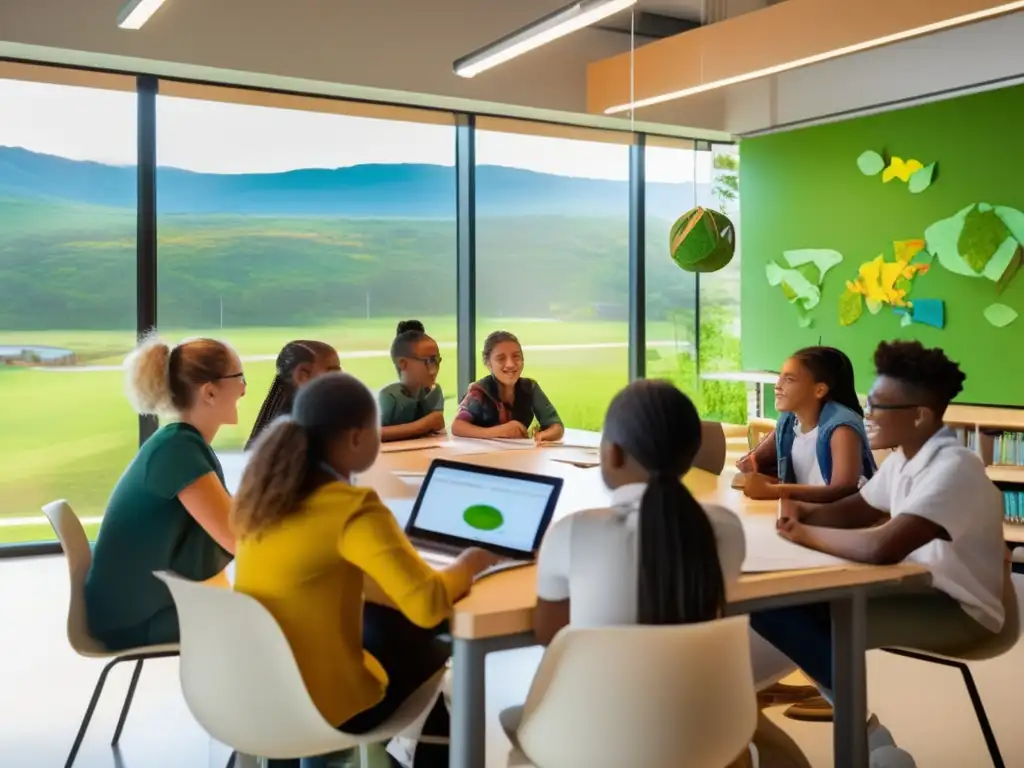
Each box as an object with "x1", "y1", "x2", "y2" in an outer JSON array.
[
  {"x1": 117, "y1": 0, "x2": 171, "y2": 30},
  {"x1": 603, "y1": 0, "x2": 1024, "y2": 113},
  {"x1": 454, "y1": 0, "x2": 638, "y2": 79}
]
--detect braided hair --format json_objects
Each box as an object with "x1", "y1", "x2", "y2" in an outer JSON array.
[
  {"x1": 603, "y1": 380, "x2": 725, "y2": 625},
  {"x1": 246, "y1": 340, "x2": 337, "y2": 449},
  {"x1": 792, "y1": 346, "x2": 863, "y2": 417}
]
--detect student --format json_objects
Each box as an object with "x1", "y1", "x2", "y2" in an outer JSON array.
[
  {"x1": 740, "y1": 346, "x2": 875, "y2": 502},
  {"x1": 751, "y1": 341, "x2": 1009, "y2": 767},
  {"x1": 232, "y1": 373, "x2": 499, "y2": 768},
  {"x1": 85, "y1": 334, "x2": 245, "y2": 650},
  {"x1": 246, "y1": 340, "x2": 340, "y2": 449},
  {"x1": 451, "y1": 330, "x2": 564, "y2": 443},
  {"x1": 504, "y1": 381, "x2": 804, "y2": 765},
  {"x1": 379, "y1": 320, "x2": 445, "y2": 442}
]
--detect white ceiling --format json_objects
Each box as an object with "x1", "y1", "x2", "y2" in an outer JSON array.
[{"x1": 0, "y1": 0, "x2": 1022, "y2": 136}]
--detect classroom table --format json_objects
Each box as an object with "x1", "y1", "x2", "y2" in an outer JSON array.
[{"x1": 219, "y1": 436, "x2": 929, "y2": 768}]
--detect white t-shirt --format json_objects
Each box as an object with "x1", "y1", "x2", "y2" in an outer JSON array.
[
  {"x1": 535, "y1": 483, "x2": 745, "y2": 627},
  {"x1": 791, "y1": 426, "x2": 826, "y2": 486},
  {"x1": 859, "y1": 428, "x2": 1006, "y2": 632}
]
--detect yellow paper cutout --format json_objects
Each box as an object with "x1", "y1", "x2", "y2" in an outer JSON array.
[
  {"x1": 845, "y1": 243, "x2": 930, "y2": 311},
  {"x1": 882, "y1": 157, "x2": 924, "y2": 184}
]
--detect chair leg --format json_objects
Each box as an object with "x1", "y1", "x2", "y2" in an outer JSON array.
[
  {"x1": 225, "y1": 752, "x2": 236, "y2": 768},
  {"x1": 957, "y1": 663, "x2": 1005, "y2": 768},
  {"x1": 64, "y1": 658, "x2": 120, "y2": 768},
  {"x1": 111, "y1": 658, "x2": 144, "y2": 746},
  {"x1": 357, "y1": 744, "x2": 370, "y2": 768}
]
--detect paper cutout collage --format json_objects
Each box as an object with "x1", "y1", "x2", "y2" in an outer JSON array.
[
  {"x1": 839, "y1": 240, "x2": 939, "y2": 327},
  {"x1": 857, "y1": 150, "x2": 936, "y2": 194},
  {"x1": 766, "y1": 249, "x2": 844, "y2": 328}
]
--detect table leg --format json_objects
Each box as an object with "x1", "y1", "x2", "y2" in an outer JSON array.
[
  {"x1": 450, "y1": 637, "x2": 487, "y2": 768},
  {"x1": 831, "y1": 593, "x2": 869, "y2": 768}
]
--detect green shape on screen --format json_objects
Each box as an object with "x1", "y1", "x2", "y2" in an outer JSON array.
[
  {"x1": 856, "y1": 150, "x2": 885, "y2": 176},
  {"x1": 463, "y1": 504, "x2": 504, "y2": 531},
  {"x1": 984, "y1": 303, "x2": 1019, "y2": 329},
  {"x1": 959, "y1": 205, "x2": 1011, "y2": 273},
  {"x1": 907, "y1": 162, "x2": 936, "y2": 194}
]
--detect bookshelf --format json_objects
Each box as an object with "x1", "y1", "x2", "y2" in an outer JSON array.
[{"x1": 944, "y1": 405, "x2": 1024, "y2": 544}]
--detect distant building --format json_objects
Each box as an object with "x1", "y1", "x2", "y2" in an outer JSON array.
[{"x1": 0, "y1": 345, "x2": 76, "y2": 367}]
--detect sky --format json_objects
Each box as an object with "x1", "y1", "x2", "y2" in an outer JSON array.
[{"x1": 0, "y1": 78, "x2": 720, "y2": 184}]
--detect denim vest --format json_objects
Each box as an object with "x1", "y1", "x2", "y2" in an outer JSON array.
[{"x1": 775, "y1": 401, "x2": 876, "y2": 484}]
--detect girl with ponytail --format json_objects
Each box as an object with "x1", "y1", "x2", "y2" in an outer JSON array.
[
  {"x1": 740, "y1": 346, "x2": 876, "y2": 503},
  {"x1": 85, "y1": 333, "x2": 246, "y2": 650},
  {"x1": 245, "y1": 340, "x2": 340, "y2": 449},
  {"x1": 233, "y1": 373, "x2": 498, "y2": 768},
  {"x1": 532, "y1": 379, "x2": 744, "y2": 638}
]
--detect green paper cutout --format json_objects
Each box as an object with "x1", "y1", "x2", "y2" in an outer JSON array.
[
  {"x1": 839, "y1": 289, "x2": 863, "y2": 326},
  {"x1": 866, "y1": 298, "x2": 883, "y2": 315},
  {"x1": 984, "y1": 303, "x2": 1019, "y2": 328},
  {"x1": 958, "y1": 206, "x2": 1011, "y2": 273},
  {"x1": 793, "y1": 262, "x2": 821, "y2": 286},
  {"x1": 857, "y1": 150, "x2": 885, "y2": 176},
  {"x1": 908, "y1": 162, "x2": 936, "y2": 194},
  {"x1": 926, "y1": 205, "x2": 978, "y2": 277},
  {"x1": 783, "y1": 249, "x2": 844, "y2": 282},
  {"x1": 900, "y1": 313, "x2": 912, "y2": 327},
  {"x1": 797, "y1": 312, "x2": 813, "y2": 329},
  {"x1": 995, "y1": 206, "x2": 1024, "y2": 243},
  {"x1": 767, "y1": 262, "x2": 821, "y2": 310},
  {"x1": 910, "y1": 249, "x2": 934, "y2": 267},
  {"x1": 996, "y1": 247, "x2": 1022, "y2": 295},
  {"x1": 982, "y1": 237, "x2": 1020, "y2": 282}
]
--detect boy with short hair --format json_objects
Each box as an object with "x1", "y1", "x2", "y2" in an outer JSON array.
[{"x1": 752, "y1": 340, "x2": 1008, "y2": 767}]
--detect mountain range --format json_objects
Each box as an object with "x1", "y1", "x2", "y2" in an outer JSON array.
[{"x1": 0, "y1": 145, "x2": 709, "y2": 219}]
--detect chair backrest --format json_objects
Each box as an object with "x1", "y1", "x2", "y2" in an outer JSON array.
[
  {"x1": 747, "y1": 418, "x2": 776, "y2": 451},
  {"x1": 41, "y1": 500, "x2": 104, "y2": 654},
  {"x1": 517, "y1": 616, "x2": 757, "y2": 768},
  {"x1": 154, "y1": 571, "x2": 346, "y2": 759},
  {"x1": 695, "y1": 421, "x2": 728, "y2": 475}
]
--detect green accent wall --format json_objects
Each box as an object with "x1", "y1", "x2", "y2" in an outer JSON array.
[{"x1": 740, "y1": 83, "x2": 1024, "y2": 405}]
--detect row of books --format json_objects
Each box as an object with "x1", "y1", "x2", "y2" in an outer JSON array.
[
  {"x1": 991, "y1": 431, "x2": 1024, "y2": 466},
  {"x1": 1003, "y1": 490, "x2": 1024, "y2": 525}
]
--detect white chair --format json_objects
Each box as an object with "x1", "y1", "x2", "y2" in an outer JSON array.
[
  {"x1": 505, "y1": 616, "x2": 757, "y2": 768},
  {"x1": 883, "y1": 572, "x2": 1024, "y2": 768},
  {"x1": 41, "y1": 500, "x2": 180, "y2": 768},
  {"x1": 154, "y1": 571, "x2": 444, "y2": 765}
]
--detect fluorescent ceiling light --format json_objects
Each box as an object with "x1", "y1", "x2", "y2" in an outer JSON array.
[
  {"x1": 605, "y1": 0, "x2": 1024, "y2": 113},
  {"x1": 455, "y1": 0, "x2": 638, "y2": 79},
  {"x1": 117, "y1": 0, "x2": 170, "y2": 30}
]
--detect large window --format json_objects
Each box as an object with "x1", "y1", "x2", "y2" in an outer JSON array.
[
  {"x1": 645, "y1": 141, "x2": 699, "y2": 403},
  {"x1": 0, "y1": 66, "x2": 137, "y2": 545},
  {"x1": 475, "y1": 122, "x2": 630, "y2": 430},
  {"x1": 698, "y1": 144, "x2": 745, "y2": 423},
  {"x1": 155, "y1": 86, "x2": 458, "y2": 449}
]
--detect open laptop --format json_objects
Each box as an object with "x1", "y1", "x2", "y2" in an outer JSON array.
[{"x1": 403, "y1": 459, "x2": 563, "y2": 568}]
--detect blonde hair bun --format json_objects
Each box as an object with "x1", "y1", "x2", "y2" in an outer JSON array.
[{"x1": 125, "y1": 331, "x2": 175, "y2": 416}]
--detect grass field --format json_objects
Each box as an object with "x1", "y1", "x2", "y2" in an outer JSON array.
[{"x1": 1, "y1": 317, "x2": 743, "y2": 545}]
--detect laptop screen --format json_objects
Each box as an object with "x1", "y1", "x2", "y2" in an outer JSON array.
[{"x1": 409, "y1": 463, "x2": 561, "y2": 554}]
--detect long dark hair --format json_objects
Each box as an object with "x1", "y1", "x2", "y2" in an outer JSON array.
[
  {"x1": 792, "y1": 346, "x2": 863, "y2": 417},
  {"x1": 232, "y1": 373, "x2": 377, "y2": 537},
  {"x1": 603, "y1": 380, "x2": 724, "y2": 625},
  {"x1": 246, "y1": 340, "x2": 336, "y2": 449}
]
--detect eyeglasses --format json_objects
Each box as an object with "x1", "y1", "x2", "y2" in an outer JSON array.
[
  {"x1": 865, "y1": 398, "x2": 918, "y2": 413},
  {"x1": 413, "y1": 355, "x2": 442, "y2": 369},
  {"x1": 219, "y1": 372, "x2": 246, "y2": 385}
]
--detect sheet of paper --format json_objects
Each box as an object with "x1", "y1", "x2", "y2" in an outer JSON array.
[
  {"x1": 455, "y1": 437, "x2": 539, "y2": 451},
  {"x1": 379, "y1": 435, "x2": 450, "y2": 454},
  {"x1": 740, "y1": 515, "x2": 852, "y2": 573}
]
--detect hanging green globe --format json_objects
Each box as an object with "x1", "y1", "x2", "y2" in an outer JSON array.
[{"x1": 669, "y1": 207, "x2": 736, "y2": 273}]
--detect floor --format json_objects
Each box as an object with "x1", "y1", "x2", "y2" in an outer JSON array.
[{"x1": 4, "y1": 555, "x2": 1024, "y2": 768}]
